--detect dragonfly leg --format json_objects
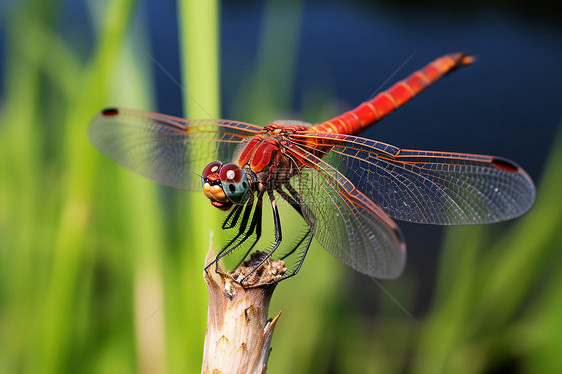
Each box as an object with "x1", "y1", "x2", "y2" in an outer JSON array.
[
  {"x1": 264, "y1": 231, "x2": 313, "y2": 286},
  {"x1": 232, "y1": 198, "x2": 264, "y2": 268},
  {"x1": 205, "y1": 196, "x2": 255, "y2": 274},
  {"x1": 274, "y1": 184, "x2": 309, "y2": 259},
  {"x1": 259, "y1": 183, "x2": 312, "y2": 283},
  {"x1": 220, "y1": 195, "x2": 254, "y2": 248},
  {"x1": 239, "y1": 190, "x2": 283, "y2": 284},
  {"x1": 222, "y1": 202, "x2": 244, "y2": 230},
  {"x1": 210, "y1": 192, "x2": 264, "y2": 272},
  {"x1": 276, "y1": 184, "x2": 302, "y2": 215},
  {"x1": 283, "y1": 182, "x2": 301, "y2": 205},
  {"x1": 279, "y1": 229, "x2": 309, "y2": 260},
  {"x1": 279, "y1": 182, "x2": 312, "y2": 259}
]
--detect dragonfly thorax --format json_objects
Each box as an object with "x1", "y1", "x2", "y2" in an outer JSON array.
[
  {"x1": 232, "y1": 132, "x2": 300, "y2": 195},
  {"x1": 201, "y1": 161, "x2": 251, "y2": 210}
]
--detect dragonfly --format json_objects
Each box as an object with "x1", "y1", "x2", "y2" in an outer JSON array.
[{"x1": 89, "y1": 53, "x2": 535, "y2": 283}]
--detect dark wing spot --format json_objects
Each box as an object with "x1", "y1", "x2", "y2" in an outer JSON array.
[
  {"x1": 492, "y1": 158, "x2": 519, "y2": 173},
  {"x1": 242, "y1": 181, "x2": 247, "y2": 188},
  {"x1": 229, "y1": 184, "x2": 236, "y2": 193},
  {"x1": 102, "y1": 108, "x2": 119, "y2": 116}
]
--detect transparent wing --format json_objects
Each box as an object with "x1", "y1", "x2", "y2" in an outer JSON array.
[
  {"x1": 290, "y1": 132, "x2": 536, "y2": 225},
  {"x1": 88, "y1": 108, "x2": 261, "y2": 191},
  {"x1": 287, "y1": 143, "x2": 406, "y2": 279}
]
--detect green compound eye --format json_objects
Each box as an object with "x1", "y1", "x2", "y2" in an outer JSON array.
[{"x1": 219, "y1": 163, "x2": 250, "y2": 204}]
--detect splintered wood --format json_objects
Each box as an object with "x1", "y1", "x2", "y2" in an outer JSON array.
[{"x1": 201, "y1": 246, "x2": 286, "y2": 374}]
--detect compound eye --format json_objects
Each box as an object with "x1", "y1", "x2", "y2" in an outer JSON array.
[
  {"x1": 219, "y1": 164, "x2": 250, "y2": 204},
  {"x1": 202, "y1": 161, "x2": 223, "y2": 178},
  {"x1": 219, "y1": 163, "x2": 243, "y2": 183}
]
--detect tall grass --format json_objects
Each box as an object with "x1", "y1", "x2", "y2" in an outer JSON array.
[
  {"x1": 167, "y1": 1, "x2": 221, "y2": 372},
  {"x1": 1, "y1": 1, "x2": 561, "y2": 373},
  {"x1": 1, "y1": 0, "x2": 137, "y2": 372}
]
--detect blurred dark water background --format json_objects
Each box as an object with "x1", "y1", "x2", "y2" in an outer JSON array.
[{"x1": 1, "y1": 0, "x2": 561, "y2": 373}]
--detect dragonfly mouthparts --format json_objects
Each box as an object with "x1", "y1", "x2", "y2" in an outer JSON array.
[{"x1": 210, "y1": 199, "x2": 233, "y2": 211}]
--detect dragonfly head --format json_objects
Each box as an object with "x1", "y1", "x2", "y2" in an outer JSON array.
[{"x1": 201, "y1": 161, "x2": 251, "y2": 210}]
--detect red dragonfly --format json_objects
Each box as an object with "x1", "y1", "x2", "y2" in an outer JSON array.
[{"x1": 89, "y1": 53, "x2": 535, "y2": 282}]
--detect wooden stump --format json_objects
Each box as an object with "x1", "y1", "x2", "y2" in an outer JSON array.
[{"x1": 201, "y1": 240, "x2": 287, "y2": 374}]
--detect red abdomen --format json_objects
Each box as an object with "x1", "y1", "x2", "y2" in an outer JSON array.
[{"x1": 309, "y1": 53, "x2": 473, "y2": 135}]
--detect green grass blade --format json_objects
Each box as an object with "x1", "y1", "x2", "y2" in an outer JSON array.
[
  {"x1": 34, "y1": 1, "x2": 137, "y2": 372},
  {"x1": 174, "y1": 0, "x2": 221, "y2": 372}
]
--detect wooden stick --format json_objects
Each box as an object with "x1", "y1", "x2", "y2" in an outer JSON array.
[{"x1": 201, "y1": 237, "x2": 287, "y2": 374}]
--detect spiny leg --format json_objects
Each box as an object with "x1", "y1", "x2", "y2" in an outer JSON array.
[
  {"x1": 284, "y1": 181, "x2": 300, "y2": 203},
  {"x1": 233, "y1": 198, "x2": 264, "y2": 267},
  {"x1": 219, "y1": 195, "x2": 254, "y2": 250},
  {"x1": 274, "y1": 185, "x2": 309, "y2": 260},
  {"x1": 222, "y1": 202, "x2": 244, "y2": 230},
  {"x1": 270, "y1": 182, "x2": 313, "y2": 280},
  {"x1": 204, "y1": 195, "x2": 254, "y2": 274},
  {"x1": 279, "y1": 230, "x2": 309, "y2": 260},
  {"x1": 240, "y1": 189, "x2": 283, "y2": 283},
  {"x1": 275, "y1": 184, "x2": 301, "y2": 215},
  {"x1": 266, "y1": 231, "x2": 313, "y2": 285},
  {"x1": 214, "y1": 192, "x2": 264, "y2": 267}
]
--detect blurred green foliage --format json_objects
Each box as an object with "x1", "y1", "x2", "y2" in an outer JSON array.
[{"x1": 1, "y1": 1, "x2": 561, "y2": 373}]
